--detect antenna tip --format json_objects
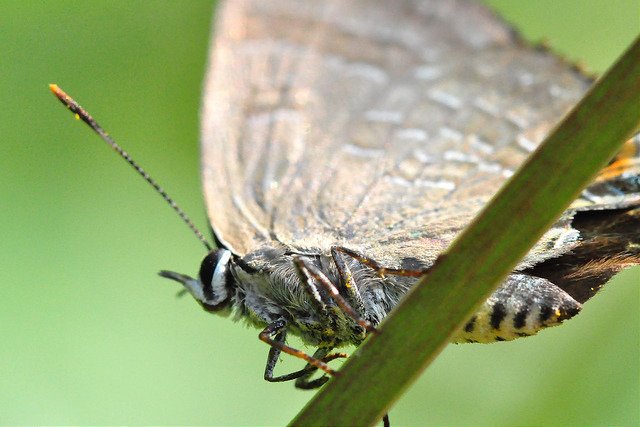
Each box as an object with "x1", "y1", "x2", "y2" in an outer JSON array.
[
  {"x1": 49, "y1": 84, "x2": 85, "y2": 121},
  {"x1": 49, "y1": 83, "x2": 69, "y2": 103},
  {"x1": 49, "y1": 83, "x2": 66, "y2": 102},
  {"x1": 49, "y1": 83, "x2": 62, "y2": 96}
]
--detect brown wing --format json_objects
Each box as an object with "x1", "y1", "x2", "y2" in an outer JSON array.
[{"x1": 201, "y1": 0, "x2": 639, "y2": 271}]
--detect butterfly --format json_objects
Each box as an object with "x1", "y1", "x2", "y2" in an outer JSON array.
[{"x1": 52, "y1": 0, "x2": 640, "y2": 393}]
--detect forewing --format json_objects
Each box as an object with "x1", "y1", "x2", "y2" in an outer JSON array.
[{"x1": 201, "y1": 0, "x2": 634, "y2": 266}]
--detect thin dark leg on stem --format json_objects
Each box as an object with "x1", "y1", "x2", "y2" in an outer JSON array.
[
  {"x1": 264, "y1": 330, "x2": 315, "y2": 382},
  {"x1": 262, "y1": 327, "x2": 347, "y2": 388},
  {"x1": 383, "y1": 413, "x2": 390, "y2": 427},
  {"x1": 294, "y1": 351, "x2": 349, "y2": 390}
]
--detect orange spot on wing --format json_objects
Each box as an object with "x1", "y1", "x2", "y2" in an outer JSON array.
[{"x1": 596, "y1": 138, "x2": 639, "y2": 181}]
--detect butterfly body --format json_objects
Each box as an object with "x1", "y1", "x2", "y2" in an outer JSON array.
[{"x1": 174, "y1": 237, "x2": 604, "y2": 348}]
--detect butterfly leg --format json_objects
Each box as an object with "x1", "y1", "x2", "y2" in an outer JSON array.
[
  {"x1": 263, "y1": 331, "x2": 347, "y2": 389},
  {"x1": 332, "y1": 245, "x2": 427, "y2": 278},
  {"x1": 263, "y1": 333, "x2": 390, "y2": 423},
  {"x1": 294, "y1": 257, "x2": 376, "y2": 333},
  {"x1": 330, "y1": 247, "x2": 371, "y2": 324},
  {"x1": 294, "y1": 352, "x2": 349, "y2": 389},
  {"x1": 259, "y1": 319, "x2": 339, "y2": 377},
  {"x1": 263, "y1": 330, "x2": 316, "y2": 383}
]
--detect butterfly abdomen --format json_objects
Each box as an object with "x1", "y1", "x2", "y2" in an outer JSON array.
[{"x1": 453, "y1": 273, "x2": 581, "y2": 343}]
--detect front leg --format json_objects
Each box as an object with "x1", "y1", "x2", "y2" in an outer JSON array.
[
  {"x1": 293, "y1": 352, "x2": 347, "y2": 390},
  {"x1": 259, "y1": 319, "x2": 337, "y2": 376},
  {"x1": 262, "y1": 322, "x2": 347, "y2": 389}
]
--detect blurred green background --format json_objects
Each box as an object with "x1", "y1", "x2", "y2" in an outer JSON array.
[{"x1": 1, "y1": 1, "x2": 638, "y2": 425}]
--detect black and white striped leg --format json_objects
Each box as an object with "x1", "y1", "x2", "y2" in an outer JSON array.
[
  {"x1": 330, "y1": 247, "x2": 369, "y2": 322},
  {"x1": 291, "y1": 257, "x2": 329, "y2": 317},
  {"x1": 294, "y1": 257, "x2": 376, "y2": 333}
]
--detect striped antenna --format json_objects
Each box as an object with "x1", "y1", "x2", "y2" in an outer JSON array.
[{"x1": 50, "y1": 84, "x2": 213, "y2": 252}]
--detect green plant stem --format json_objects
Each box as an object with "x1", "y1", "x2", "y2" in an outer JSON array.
[{"x1": 291, "y1": 36, "x2": 640, "y2": 427}]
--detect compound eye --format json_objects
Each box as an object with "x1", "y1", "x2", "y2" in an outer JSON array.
[
  {"x1": 199, "y1": 251, "x2": 218, "y2": 296},
  {"x1": 198, "y1": 249, "x2": 232, "y2": 307}
]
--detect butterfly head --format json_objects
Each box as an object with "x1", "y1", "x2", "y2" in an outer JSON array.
[{"x1": 159, "y1": 248, "x2": 233, "y2": 311}]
